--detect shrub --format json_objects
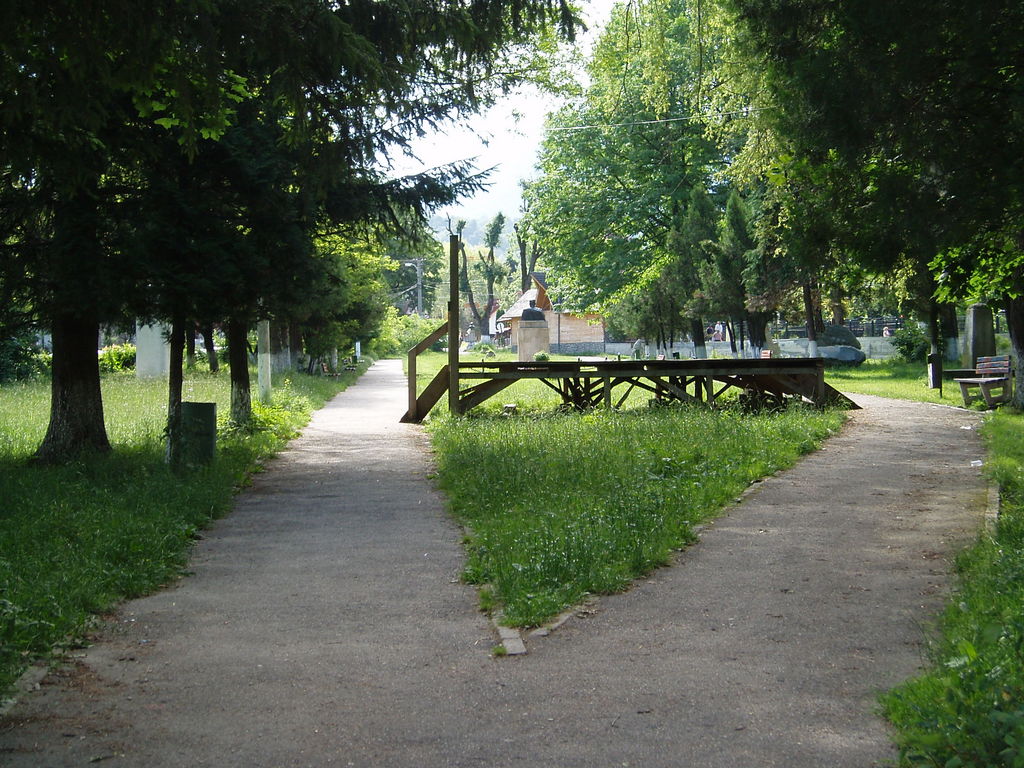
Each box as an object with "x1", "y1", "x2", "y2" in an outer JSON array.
[
  {"x1": 372, "y1": 307, "x2": 446, "y2": 357},
  {"x1": 891, "y1": 323, "x2": 930, "y2": 363},
  {"x1": 98, "y1": 343, "x2": 137, "y2": 373},
  {"x1": 533, "y1": 350, "x2": 550, "y2": 362},
  {"x1": 474, "y1": 343, "x2": 497, "y2": 357},
  {"x1": 0, "y1": 335, "x2": 50, "y2": 382}
]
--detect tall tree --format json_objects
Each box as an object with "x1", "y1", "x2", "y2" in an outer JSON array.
[
  {"x1": 722, "y1": 0, "x2": 1024, "y2": 400},
  {"x1": 513, "y1": 218, "x2": 545, "y2": 293},
  {"x1": 526, "y1": 0, "x2": 725, "y2": 348},
  {"x1": 1, "y1": 0, "x2": 582, "y2": 460}
]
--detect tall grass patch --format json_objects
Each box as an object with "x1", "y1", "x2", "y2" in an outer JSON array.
[
  {"x1": 429, "y1": 404, "x2": 844, "y2": 626},
  {"x1": 882, "y1": 409, "x2": 1024, "y2": 766},
  {"x1": 0, "y1": 365, "x2": 364, "y2": 692}
]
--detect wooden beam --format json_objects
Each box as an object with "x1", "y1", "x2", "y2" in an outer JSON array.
[
  {"x1": 401, "y1": 365, "x2": 449, "y2": 423},
  {"x1": 459, "y1": 378, "x2": 516, "y2": 412}
]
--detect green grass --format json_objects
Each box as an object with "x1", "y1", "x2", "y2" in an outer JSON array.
[
  {"x1": 881, "y1": 408, "x2": 1024, "y2": 766},
  {"x1": 0, "y1": 364, "x2": 365, "y2": 692},
  {"x1": 428, "y1": 403, "x2": 844, "y2": 626},
  {"x1": 825, "y1": 358, "x2": 967, "y2": 407}
]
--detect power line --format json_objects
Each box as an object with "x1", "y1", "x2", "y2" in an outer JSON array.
[{"x1": 546, "y1": 106, "x2": 775, "y2": 133}]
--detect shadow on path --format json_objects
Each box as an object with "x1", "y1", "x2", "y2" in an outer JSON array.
[{"x1": 0, "y1": 362, "x2": 989, "y2": 767}]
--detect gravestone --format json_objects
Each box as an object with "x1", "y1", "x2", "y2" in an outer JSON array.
[
  {"x1": 135, "y1": 322, "x2": 170, "y2": 378},
  {"x1": 962, "y1": 303, "x2": 995, "y2": 368},
  {"x1": 180, "y1": 402, "x2": 217, "y2": 468}
]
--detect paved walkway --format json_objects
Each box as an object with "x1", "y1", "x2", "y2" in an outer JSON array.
[{"x1": 1, "y1": 360, "x2": 989, "y2": 767}]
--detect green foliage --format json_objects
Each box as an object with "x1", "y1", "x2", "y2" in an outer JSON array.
[
  {"x1": 882, "y1": 410, "x2": 1024, "y2": 767},
  {"x1": 429, "y1": 404, "x2": 843, "y2": 626},
  {"x1": 371, "y1": 307, "x2": 446, "y2": 358},
  {"x1": 721, "y1": 0, "x2": 1024, "y2": 396},
  {"x1": 891, "y1": 324, "x2": 930, "y2": 363},
  {"x1": 533, "y1": 350, "x2": 550, "y2": 362},
  {"x1": 1, "y1": 0, "x2": 581, "y2": 461},
  {"x1": 0, "y1": 335, "x2": 49, "y2": 382},
  {"x1": 97, "y1": 343, "x2": 137, "y2": 373},
  {"x1": 525, "y1": 0, "x2": 724, "y2": 317},
  {"x1": 0, "y1": 367, "x2": 359, "y2": 692}
]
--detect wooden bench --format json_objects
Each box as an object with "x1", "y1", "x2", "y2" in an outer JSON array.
[
  {"x1": 320, "y1": 362, "x2": 342, "y2": 378},
  {"x1": 954, "y1": 355, "x2": 1013, "y2": 407}
]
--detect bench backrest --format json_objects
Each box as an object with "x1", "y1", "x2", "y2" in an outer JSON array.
[{"x1": 976, "y1": 355, "x2": 1011, "y2": 375}]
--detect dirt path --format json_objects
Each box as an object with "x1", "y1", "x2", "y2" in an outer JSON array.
[{"x1": 0, "y1": 362, "x2": 989, "y2": 767}]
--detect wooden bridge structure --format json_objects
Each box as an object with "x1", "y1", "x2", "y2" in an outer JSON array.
[
  {"x1": 401, "y1": 356, "x2": 855, "y2": 422},
  {"x1": 399, "y1": 236, "x2": 857, "y2": 423}
]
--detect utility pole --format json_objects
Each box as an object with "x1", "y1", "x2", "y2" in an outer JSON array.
[{"x1": 404, "y1": 258, "x2": 425, "y2": 316}]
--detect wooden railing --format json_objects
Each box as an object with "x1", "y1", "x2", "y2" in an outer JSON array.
[{"x1": 401, "y1": 321, "x2": 449, "y2": 423}]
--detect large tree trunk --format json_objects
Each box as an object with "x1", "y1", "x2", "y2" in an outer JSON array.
[
  {"x1": 690, "y1": 318, "x2": 708, "y2": 359},
  {"x1": 829, "y1": 284, "x2": 846, "y2": 327},
  {"x1": 289, "y1": 322, "x2": 304, "y2": 371},
  {"x1": 227, "y1": 319, "x2": 252, "y2": 426},
  {"x1": 270, "y1": 320, "x2": 291, "y2": 373},
  {"x1": 514, "y1": 226, "x2": 542, "y2": 293},
  {"x1": 35, "y1": 312, "x2": 111, "y2": 462},
  {"x1": 201, "y1": 324, "x2": 219, "y2": 373},
  {"x1": 927, "y1": 297, "x2": 941, "y2": 356},
  {"x1": 748, "y1": 312, "x2": 770, "y2": 352},
  {"x1": 1006, "y1": 292, "x2": 1024, "y2": 409},
  {"x1": 185, "y1": 324, "x2": 196, "y2": 369},
  {"x1": 803, "y1": 282, "x2": 819, "y2": 357},
  {"x1": 459, "y1": 246, "x2": 487, "y2": 343},
  {"x1": 166, "y1": 317, "x2": 185, "y2": 469},
  {"x1": 939, "y1": 303, "x2": 960, "y2": 362}
]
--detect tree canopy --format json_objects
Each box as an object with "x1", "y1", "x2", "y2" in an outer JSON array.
[{"x1": 0, "y1": 0, "x2": 581, "y2": 460}]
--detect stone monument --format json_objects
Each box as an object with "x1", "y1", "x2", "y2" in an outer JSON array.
[
  {"x1": 135, "y1": 322, "x2": 170, "y2": 378},
  {"x1": 962, "y1": 303, "x2": 996, "y2": 368},
  {"x1": 517, "y1": 301, "x2": 549, "y2": 362}
]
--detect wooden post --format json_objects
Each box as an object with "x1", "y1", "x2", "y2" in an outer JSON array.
[
  {"x1": 448, "y1": 234, "x2": 460, "y2": 415},
  {"x1": 408, "y1": 351, "x2": 418, "y2": 422}
]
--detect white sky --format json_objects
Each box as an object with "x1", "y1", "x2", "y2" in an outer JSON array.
[{"x1": 392, "y1": 0, "x2": 618, "y2": 224}]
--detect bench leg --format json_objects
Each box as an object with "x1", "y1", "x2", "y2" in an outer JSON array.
[
  {"x1": 979, "y1": 381, "x2": 1010, "y2": 407},
  {"x1": 958, "y1": 381, "x2": 976, "y2": 407}
]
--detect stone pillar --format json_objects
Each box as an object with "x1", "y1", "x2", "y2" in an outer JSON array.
[
  {"x1": 962, "y1": 303, "x2": 995, "y2": 368},
  {"x1": 517, "y1": 320, "x2": 549, "y2": 362},
  {"x1": 135, "y1": 321, "x2": 170, "y2": 378}
]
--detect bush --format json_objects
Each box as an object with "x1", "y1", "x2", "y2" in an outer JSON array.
[
  {"x1": 533, "y1": 350, "x2": 550, "y2": 362},
  {"x1": 0, "y1": 335, "x2": 50, "y2": 382},
  {"x1": 371, "y1": 307, "x2": 446, "y2": 358},
  {"x1": 473, "y1": 343, "x2": 497, "y2": 358},
  {"x1": 98, "y1": 343, "x2": 137, "y2": 373},
  {"x1": 891, "y1": 323, "x2": 930, "y2": 363}
]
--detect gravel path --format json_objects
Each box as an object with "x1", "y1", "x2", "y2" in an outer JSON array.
[{"x1": 0, "y1": 360, "x2": 989, "y2": 767}]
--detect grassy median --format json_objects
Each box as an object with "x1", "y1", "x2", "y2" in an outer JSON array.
[{"x1": 429, "y1": 403, "x2": 845, "y2": 626}]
